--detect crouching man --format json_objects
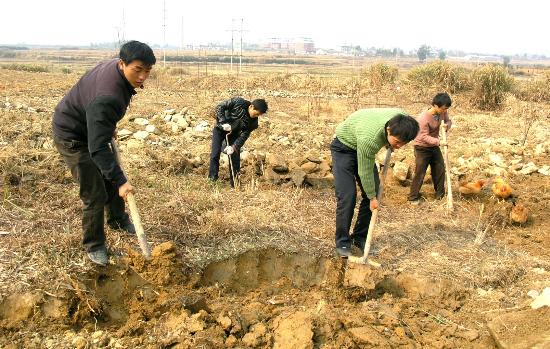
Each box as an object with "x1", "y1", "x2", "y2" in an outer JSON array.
[
  {"x1": 52, "y1": 41, "x2": 156, "y2": 265},
  {"x1": 331, "y1": 108, "x2": 419, "y2": 258},
  {"x1": 208, "y1": 97, "x2": 268, "y2": 187}
]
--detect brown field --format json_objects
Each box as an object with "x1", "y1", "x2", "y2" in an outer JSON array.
[{"x1": 0, "y1": 49, "x2": 549, "y2": 348}]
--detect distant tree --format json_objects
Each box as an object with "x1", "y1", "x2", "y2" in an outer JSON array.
[
  {"x1": 502, "y1": 56, "x2": 511, "y2": 67},
  {"x1": 438, "y1": 50, "x2": 447, "y2": 60},
  {"x1": 417, "y1": 45, "x2": 430, "y2": 62}
]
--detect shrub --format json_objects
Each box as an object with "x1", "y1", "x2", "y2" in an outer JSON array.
[
  {"x1": 470, "y1": 64, "x2": 513, "y2": 110},
  {"x1": 0, "y1": 50, "x2": 17, "y2": 58},
  {"x1": 168, "y1": 67, "x2": 189, "y2": 76},
  {"x1": 406, "y1": 61, "x2": 469, "y2": 93},
  {"x1": 362, "y1": 63, "x2": 398, "y2": 90},
  {"x1": 1, "y1": 63, "x2": 49, "y2": 73},
  {"x1": 513, "y1": 72, "x2": 550, "y2": 102}
]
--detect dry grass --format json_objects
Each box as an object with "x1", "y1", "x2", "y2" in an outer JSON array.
[
  {"x1": 471, "y1": 64, "x2": 514, "y2": 110},
  {"x1": 0, "y1": 52, "x2": 549, "y2": 303}
]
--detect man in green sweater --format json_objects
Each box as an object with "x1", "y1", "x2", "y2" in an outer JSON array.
[{"x1": 330, "y1": 108, "x2": 419, "y2": 258}]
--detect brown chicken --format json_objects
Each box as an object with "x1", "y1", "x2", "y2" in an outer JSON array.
[
  {"x1": 492, "y1": 177, "x2": 513, "y2": 199},
  {"x1": 459, "y1": 179, "x2": 487, "y2": 195},
  {"x1": 510, "y1": 202, "x2": 528, "y2": 224}
]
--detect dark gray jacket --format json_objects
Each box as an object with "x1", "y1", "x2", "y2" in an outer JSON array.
[
  {"x1": 52, "y1": 59, "x2": 136, "y2": 187},
  {"x1": 215, "y1": 97, "x2": 258, "y2": 150}
]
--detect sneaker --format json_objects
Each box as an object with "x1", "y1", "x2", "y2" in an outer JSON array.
[
  {"x1": 87, "y1": 246, "x2": 108, "y2": 266},
  {"x1": 409, "y1": 199, "x2": 421, "y2": 206},
  {"x1": 336, "y1": 246, "x2": 352, "y2": 258},
  {"x1": 108, "y1": 216, "x2": 136, "y2": 235}
]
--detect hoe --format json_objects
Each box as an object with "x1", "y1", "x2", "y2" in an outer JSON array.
[
  {"x1": 111, "y1": 139, "x2": 151, "y2": 259},
  {"x1": 347, "y1": 147, "x2": 392, "y2": 267}
]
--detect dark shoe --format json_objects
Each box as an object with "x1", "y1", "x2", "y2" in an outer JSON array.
[
  {"x1": 351, "y1": 245, "x2": 364, "y2": 257},
  {"x1": 87, "y1": 246, "x2": 108, "y2": 266},
  {"x1": 108, "y1": 216, "x2": 136, "y2": 234},
  {"x1": 336, "y1": 246, "x2": 352, "y2": 258},
  {"x1": 352, "y1": 237, "x2": 365, "y2": 252}
]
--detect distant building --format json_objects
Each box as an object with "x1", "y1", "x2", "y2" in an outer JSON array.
[
  {"x1": 264, "y1": 37, "x2": 315, "y2": 54},
  {"x1": 463, "y1": 54, "x2": 502, "y2": 62},
  {"x1": 294, "y1": 37, "x2": 315, "y2": 54}
]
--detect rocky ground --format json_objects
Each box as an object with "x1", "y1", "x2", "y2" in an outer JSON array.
[{"x1": 0, "y1": 56, "x2": 549, "y2": 348}]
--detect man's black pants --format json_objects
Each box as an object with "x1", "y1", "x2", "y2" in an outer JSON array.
[
  {"x1": 408, "y1": 145, "x2": 445, "y2": 201},
  {"x1": 54, "y1": 136, "x2": 128, "y2": 252},
  {"x1": 208, "y1": 127, "x2": 241, "y2": 187},
  {"x1": 331, "y1": 138, "x2": 379, "y2": 250}
]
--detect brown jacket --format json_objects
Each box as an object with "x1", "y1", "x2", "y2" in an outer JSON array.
[{"x1": 414, "y1": 110, "x2": 451, "y2": 147}]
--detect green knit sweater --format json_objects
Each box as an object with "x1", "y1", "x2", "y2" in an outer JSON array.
[{"x1": 335, "y1": 108, "x2": 403, "y2": 199}]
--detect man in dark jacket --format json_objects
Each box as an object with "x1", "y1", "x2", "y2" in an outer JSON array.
[
  {"x1": 208, "y1": 97, "x2": 268, "y2": 187},
  {"x1": 52, "y1": 40, "x2": 156, "y2": 266}
]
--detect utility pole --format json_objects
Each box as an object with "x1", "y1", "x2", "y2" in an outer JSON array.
[
  {"x1": 162, "y1": 0, "x2": 167, "y2": 67},
  {"x1": 121, "y1": 1, "x2": 126, "y2": 43},
  {"x1": 230, "y1": 20, "x2": 235, "y2": 72},
  {"x1": 239, "y1": 18, "x2": 243, "y2": 73},
  {"x1": 181, "y1": 16, "x2": 184, "y2": 51}
]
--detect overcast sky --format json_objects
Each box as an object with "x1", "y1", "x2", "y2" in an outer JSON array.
[{"x1": 1, "y1": 0, "x2": 548, "y2": 56}]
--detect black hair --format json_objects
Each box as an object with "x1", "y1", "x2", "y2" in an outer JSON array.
[
  {"x1": 387, "y1": 114, "x2": 419, "y2": 143},
  {"x1": 432, "y1": 92, "x2": 452, "y2": 108},
  {"x1": 119, "y1": 40, "x2": 156, "y2": 66},
  {"x1": 251, "y1": 99, "x2": 268, "y2": 114}
]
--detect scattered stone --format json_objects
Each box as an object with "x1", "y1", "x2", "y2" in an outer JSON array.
[
  {"x1": 145, "y1": 124, "x2": 159, "y2": 134},
  {"x1": 242, "y1": 331, "x2": 262, "y2": 347},
  {"x1": 170, "y1": 123, "x2": 180, "y2": 133},
  {"x1": 193, "y1": 120, "x2": 209, "y2": 132},
  {"x1": 91, "y1": 330, "x2": 104, "y2": 339},
  {"x1": 392, "y1": 161, "x2": 411, "y2": 184},
  {"x1": 519, "y1": 162, "x2": 538, "y2": 175},
  {"x1": 266, "y1": 153, "x2": 288, "y2": 173},
  {"x1": 126, "y1": 139, "x2": 143, "y2": 150},
  {"x1": 291, "y1": 169, "x2": 306, "y2": 187},
  {"x1": 538, "y1": 165, "x2": 550, "y2": 176},
  {"x1": 527, "y1": 290, "x2": 540, "y2": 299},
  {"x1": 176, "y1": 117, "x2": 189, "y2": 129},
  {"x1": 133, "y1": 117, "x2": 149, "y2": 126},
  {"x1": 534, "y1": 143, "x2": 547, "y2": 156},
  {"x1": 133, "y1": 130, "x2": 149, "y2": 140},
  {"x1": 300, "y1": 162, "x2": 318, "y2": 174},
  {"x1": 225, "y1": 335, "x2": 238, "y2": 347},
  {"x1": 216, "y1": 314, "x2": 232, "y2": 330},
  {"x1": 489, "y1": 153, "x2": 506, "y2": 167},
  {"x1": 163, "y1": 109, "x2": 176, "y2": 115},
  {"x1": 305, "y1": 173, "x2": 333, "y2": 189},
  {"x1": 118, "y1": 129, "x2": 133, "y2": 137},
  {"x1": 72, "y1": 336, "x2": 87, "y2": 349},
  {"x1": 531, "y1": 287, "x2": 550, "y2": 309}
]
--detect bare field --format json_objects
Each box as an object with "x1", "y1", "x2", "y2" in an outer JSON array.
[{"x1": 0, "y1": 50, "x2": 549, "y2": 348}]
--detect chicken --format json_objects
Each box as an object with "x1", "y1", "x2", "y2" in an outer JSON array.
[
  {"x1": 492, "y1": 177, "x2": 513, "y2": 199},
  {"x1": 510, "y1": 202, "x2": 528, "y2": 225},
  {"x1": 458, "y1": 179, "x2": 487, "y2": 195}
]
